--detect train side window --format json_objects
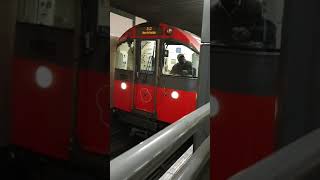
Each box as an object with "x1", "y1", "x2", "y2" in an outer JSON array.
[
  {"x1": 162, "y1": 43, "x2": 199, "y2": 78},
  {"x1": 140, "y1": 40, "x2": 156, "y2": 72},
  {"x1": 115, "y1": 41, "x2": 135, "y2": 70}
]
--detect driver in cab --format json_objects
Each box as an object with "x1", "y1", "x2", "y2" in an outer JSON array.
[{"x1": 170, "y1": 54, "x2": 193, "y2": 76}]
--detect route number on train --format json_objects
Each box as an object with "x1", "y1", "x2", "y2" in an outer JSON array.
[{"x1": 137, "y1": 26, "x2": 162, "y2": 36}]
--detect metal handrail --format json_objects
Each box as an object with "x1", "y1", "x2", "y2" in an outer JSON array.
[
  {"x1": 110, "y1": 102, "x2": 212, "y2": 180},
  {"x1": 172, "y1": 136, "x2": 210, "y2": 180}
]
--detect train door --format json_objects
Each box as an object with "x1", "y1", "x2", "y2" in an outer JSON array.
[
  {"x1": 75, "y1": 0, "x2": 109, "y2": 156},
  {"x1": 133, "y1": 40, "x2": 159, "y2": 115}
]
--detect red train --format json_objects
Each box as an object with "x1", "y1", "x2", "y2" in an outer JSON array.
[
  {"x1": 112, "y1": 23, "x2": 201, "y2": 132},
  {"x1": 9, "y1": 1, "x2": 109, "y2": 175},
  {"x1": 11, "y1": 23, "x2": 109, "y2": 159}
]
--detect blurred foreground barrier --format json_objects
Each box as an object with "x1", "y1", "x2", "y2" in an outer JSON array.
[{"x1": 110, "y1": 102, "x2": 218, "y2": 180}]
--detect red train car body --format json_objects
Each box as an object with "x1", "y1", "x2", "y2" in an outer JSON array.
[{"x1": 112, "y1": 23, "x2": 201, "y2": 131}]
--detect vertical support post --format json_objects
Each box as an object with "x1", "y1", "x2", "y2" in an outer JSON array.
[
  {"x1": 194, "y1": 0, "x2": 210, "y2": 151},
  {"x1": 0, "y1": 0, "x2": 17, "y2": 148}
]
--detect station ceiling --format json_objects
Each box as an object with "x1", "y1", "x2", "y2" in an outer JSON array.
[{"x1": 110, "y1": 0, "x2": 204, "y2": 36}]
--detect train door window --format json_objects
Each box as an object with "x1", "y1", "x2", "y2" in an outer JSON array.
[
  {"x1": 211, "y1": 0, "x2": 285, "y2": 49},
  {"x1": 115, "y1": 41, "x2": 135, "y2": 70},
  {"x1": 162, "y1": 42, "x2": 199, "y2": 77},
  {"x1": 140, "y1": 40, "x2": 156, "y2": 72},
  {"x1": 17, "y1": 0, "x2": 76, "y2": 29}
]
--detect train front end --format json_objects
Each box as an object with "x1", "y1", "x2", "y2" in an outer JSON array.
[{"x1": 112, "y1": 23, "x2": 201, "y2": 132}]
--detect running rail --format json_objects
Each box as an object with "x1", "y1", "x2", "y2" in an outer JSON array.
[
  {"x1": 230, "y1": 128, "x2": 320, "y2": 180},
  {"x1": 110, "y1": 102, "x2": 215, "y2": 180}
]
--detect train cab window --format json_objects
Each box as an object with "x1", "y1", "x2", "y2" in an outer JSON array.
[
  {"x1": 140, "y1": 40, "x2": 156, "y2": 72},
  {"x1": 115, "y1": 41, "x2": 135, "y2": 70},
  {"x1": 162, "y1": 42, "x2": 199, "y2": 77},
  {"x1": 211, "y1": 0, "x2": 285, "y2": 50}
]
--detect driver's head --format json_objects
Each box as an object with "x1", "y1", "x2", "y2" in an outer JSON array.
[{"x1": 177, "y1": 54, "x2": 186, "y2": 64}]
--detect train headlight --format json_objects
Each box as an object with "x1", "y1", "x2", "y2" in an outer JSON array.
[
  {"x1": 121, "y1": 82, "x2": 127, "y2": 90},
  {"x1": 35, "y1": 66, "x2": 53, "y2": 88},
  {"x1": 171, "y1": 91, "x2": 179, "y2": 99}
]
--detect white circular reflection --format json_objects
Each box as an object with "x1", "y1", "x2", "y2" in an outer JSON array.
[
  {"x1": 35, "y1": 66, "x2": 53, "y2": 88},
  {"x1": 171, "y1": 91, "x2": 179, "y2": 99}
]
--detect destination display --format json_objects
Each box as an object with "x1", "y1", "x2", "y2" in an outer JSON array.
[{"x1": 136, "y1": 26, "x2": 163, "y2": 36}]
